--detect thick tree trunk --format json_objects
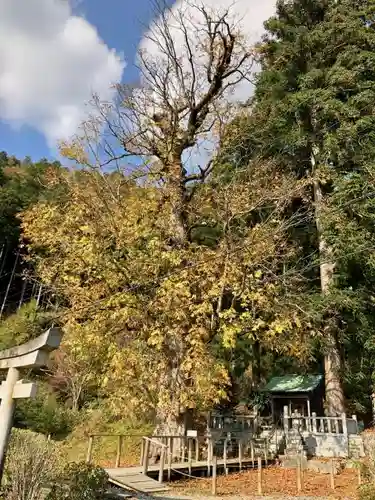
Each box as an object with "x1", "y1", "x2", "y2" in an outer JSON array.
[
  {"x1": 371, "y1": 393, "x2": 375, "y2": 426},
  {"x1": 323, "y1": 327, "x2": 345, "y2": 415},
  {"x1": 168, "y1": 160, "x2": 189, "y2": 245},
  {"x1": 152, "y1": 409, "x2": 193, "y2": 462},
  {"x1": 154, "y1": 410, "x2": 193, "y2": 436},
  {"x1": 151, "y1": 333, "x2": 193, "y2": 462},
  {"x1": 252, "y1": 340, "x2": 261, "y2": 387},
  {"x1": 312, "y1": 156, "x2": 345, "y2": 416},
  {"x1": 150, "y1": 158, "x2": 195, "y2": 460}
]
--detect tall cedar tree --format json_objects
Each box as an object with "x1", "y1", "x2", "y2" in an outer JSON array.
[{"x1": 226, "y1": 0, "x2": 375, "y2": 415}]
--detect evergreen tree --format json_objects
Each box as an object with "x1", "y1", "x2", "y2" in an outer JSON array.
[{"x1": 222, "y1": 0, "x2": 375, "y2": 415}]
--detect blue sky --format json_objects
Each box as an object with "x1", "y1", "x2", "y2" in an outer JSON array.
[
  {"x1": 0, "y1": 0, "x2": 172, "y2": 162},
  {"x1": 77, "y1": 0, "x2": 173, "y2": 84}
]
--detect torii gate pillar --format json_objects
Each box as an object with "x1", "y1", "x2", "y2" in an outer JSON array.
[{"x1": 0, "y1": 327, "x2": 62, "y2": 483}]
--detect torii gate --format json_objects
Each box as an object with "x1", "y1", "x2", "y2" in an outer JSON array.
[{"x1": 0, "y1": 327, "x2": 63, "y2": 483}]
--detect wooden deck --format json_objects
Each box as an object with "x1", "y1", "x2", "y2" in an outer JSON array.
[{"x1": 105, "y1": 457, "x2": 267, "y2": 493}]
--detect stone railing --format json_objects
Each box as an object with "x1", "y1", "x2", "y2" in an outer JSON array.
[
  {"x1": 283, "y1": 411, "x2": 359, "y2": 436},
  {"x1": 282, "y1": 407, "x2": 363, "y2": 458}
]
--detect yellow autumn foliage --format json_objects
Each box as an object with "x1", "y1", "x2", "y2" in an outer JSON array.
[{"x1": 21, "y1": 160, "x2": 313, "y2": 424}]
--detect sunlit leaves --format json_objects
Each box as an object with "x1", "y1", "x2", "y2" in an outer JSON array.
[{"x1": 22, "y1": 160, "x2": 311, "y2": 419}]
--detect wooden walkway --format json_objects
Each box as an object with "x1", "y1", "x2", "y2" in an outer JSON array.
[
  {"x1": 105, "y1": 457, "x2": 266, "y2": 493},
  {"x1": 106, "y1": 469, "x2": 169, "y2": 494}
]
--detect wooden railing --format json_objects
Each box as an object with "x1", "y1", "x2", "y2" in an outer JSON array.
[
  {"x1": 85, "y1": 433, "x2": 200, "y2": 471},
  {"x1": 86, "y1": 433, "x2": 145, "y2": 467},
  {"x1": 86, "y1": 430, "x2": 277, "y2": 481},
  {"x1": 150, "y1": 435, "x2": 200, "y2": 463},
  {"x1": 141, "y1": 437, "x2": 167, "y2": 483},
  {"x1": 85, "y1": 413, "x2": 359, "y2": 472},
  {"x1": 140, "y1": 433, "x2": 274, "y2": 480}
]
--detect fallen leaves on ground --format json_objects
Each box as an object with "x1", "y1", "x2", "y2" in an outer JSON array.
[{"x1": 171, "y1": 466, "x2": 359, "y2": 498}]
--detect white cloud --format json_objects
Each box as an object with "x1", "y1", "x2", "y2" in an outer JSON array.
[
  {"x1": 139, "y1": 0, "x2": 276, "y2": 168},
  {"x1": 140, "y1": 0, "x2": 277, "y2": 104},
  {"x1": 0, "y1": 0, "x2": 125, "y2": 146}
]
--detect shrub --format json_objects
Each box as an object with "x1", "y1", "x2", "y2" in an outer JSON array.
[
  {"x1": 15, "y1": 386, "x2": 76, "y2": 438},
  {"x1": 0, "y1": 300, "x2": 55, "y2": 350},
  {"x1": 358, "y1": 483, "x2": 375, "y2": 500},
  {"x1": 357, "y1": 441, "x2": 375, "y2": 500},
  {"x1": 3, "y1": 429, "x2": 58, "y2": 500},
  {"x1": 46, "y1": 462, "x2": 108, "y2": 500}
]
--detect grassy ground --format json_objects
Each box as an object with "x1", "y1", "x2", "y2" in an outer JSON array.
[{"x1": 60, "y1": 411, "x2": 153, "y2": 467}]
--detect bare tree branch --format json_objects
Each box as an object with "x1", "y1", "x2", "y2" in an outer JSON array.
[{"x1": 68, "y1": 0, "x2": 254, "y2": 245}]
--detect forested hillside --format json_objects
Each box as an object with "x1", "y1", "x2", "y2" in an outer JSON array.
[
  {"x1": 1, "y1": 0, "x2": 375, "y2": 441},
  {"x1": 0, "y1": 152, "x2": 62, "y2": 318}
]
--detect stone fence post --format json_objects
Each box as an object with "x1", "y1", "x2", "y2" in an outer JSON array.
[
  {"x1": 283, "y1": 406, "x2": 289, "y2": 434},
  {"x1": 312, "y1": 412, "x2": 317, "y2": 433},
  {"x1": 342, "y1": 413, "x2": 347, "y2": 436}
]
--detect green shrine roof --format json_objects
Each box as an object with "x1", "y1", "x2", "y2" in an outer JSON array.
[{"x1": 264, "y1": 374, "x2": 323, "y2": 394}]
